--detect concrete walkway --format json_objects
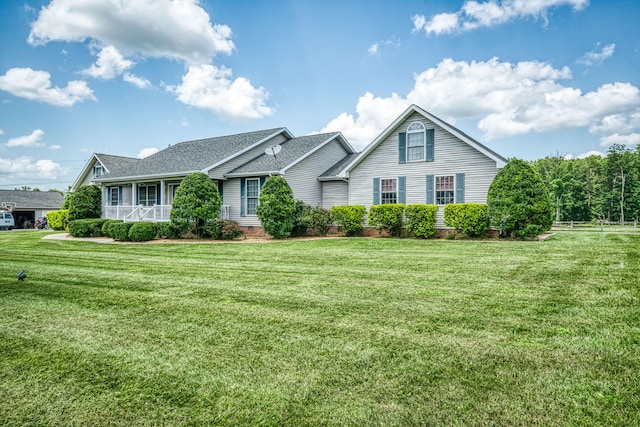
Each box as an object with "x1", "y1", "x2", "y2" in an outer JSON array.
[{"x1": 43, "y1": 233, "x2": 115, "y2": 243}]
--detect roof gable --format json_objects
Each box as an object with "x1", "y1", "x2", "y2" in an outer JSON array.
[
  {"x1": 225, "y1": 132, "x2": 355, "y2": 177},
  {"x1": 340, "y1": 104, "x2": 507, "y2": 176},
  {"x1": 95, "y1": 128, "x2": 292, "y2": 181}
]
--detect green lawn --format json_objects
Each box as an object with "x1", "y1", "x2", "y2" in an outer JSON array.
[{"x1": 0, "y1": 231, "x2": 638, "y2": 426}]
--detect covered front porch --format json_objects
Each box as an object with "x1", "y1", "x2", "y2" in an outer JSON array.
[
  {"x1": 101, "y1": 178, "x2": 229, "y2": 222},
  {"x1": 102, "y1": 204, "x2": 231, "y2": 222}
]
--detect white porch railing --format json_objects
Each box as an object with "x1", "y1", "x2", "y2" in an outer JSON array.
[{"x1": 103, "y1": 204, "x2": 231, "y2": 222}]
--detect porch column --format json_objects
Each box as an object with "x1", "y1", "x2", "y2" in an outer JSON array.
[
  {"x1": 159, "y1": 180, "x2": 165, "y2": 206},
  {"x1": 132, "y1": 182, "x2": 136, "y2": 206}
]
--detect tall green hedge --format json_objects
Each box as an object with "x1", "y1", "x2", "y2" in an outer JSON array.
[
  {"x1": 46, "y1": 209, "x2": 69, "y2": 231},
  {"x1": 330, "y1": 205, "x2": 366, "y2": 236},
  {"x1": 256, "y1": 176, "x2": 296, "y2": 239},
  {"x1": 368, "y1": 204, "x2": 405, "y2": 237},
  {"x1": 444, "y1": 203, "x2": 489, "y2": 237},
  {"x1": 404, "y1": 204, "x2": 438, "y2": 238},
  {"x1": 68, "y1": 185, "x2": 102, "y2": 221}
]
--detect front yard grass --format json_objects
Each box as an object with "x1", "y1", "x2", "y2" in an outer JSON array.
[{"x1": 0, "y1": 231, "x2": 638, "y2": 425}]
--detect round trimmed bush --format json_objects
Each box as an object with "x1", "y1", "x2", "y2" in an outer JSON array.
[
  {"x1": 110, "y1": 222, "x2": 135, "y2": 241},
  {"x1": 128, "y1": 222, "x2": 158, "y2": 242}
]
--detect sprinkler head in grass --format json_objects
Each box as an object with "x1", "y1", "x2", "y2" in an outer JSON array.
[{"x1": 17, "y1": 270, "x2": 26, "y2": 281}]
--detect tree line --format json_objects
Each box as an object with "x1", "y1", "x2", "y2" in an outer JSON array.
[{"x1": 532, "y1": 144, "x2": 640, "y2": 223}]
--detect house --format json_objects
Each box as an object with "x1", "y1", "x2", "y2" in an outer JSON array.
[
  {"x1": 336, "y1": 104, "x2": 507, "y2": 225},
  {"x1": 74, "y1": 128, "x2": 356, "y2": 225},
  {"x1": 72, "y1": 104, "x2": 507, "y2": 230},
  {"x1": 0, "y1": 189, "x2": 64, "y2": 228}
]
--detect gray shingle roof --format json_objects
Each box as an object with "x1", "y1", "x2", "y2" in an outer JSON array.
[
  {"x1": 226, "y1": 133, "x2": 340, "y2": 176},
  {"x1": 94, "y1": 153, "x2": 139, "y2": 173},
  {"x1": 0, "y1": 190, "x2": 64, "y2": 210},
  {"x1": 319, "y1": 153, "x2": 359, "y2": 179},
  {"x1": 96, "y1": 128, "x2": 288, "y2": 180}
]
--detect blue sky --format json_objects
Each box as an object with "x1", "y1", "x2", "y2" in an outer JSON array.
[{"x1": 0, "y1": 0, "x2": 639, "y2": 190}]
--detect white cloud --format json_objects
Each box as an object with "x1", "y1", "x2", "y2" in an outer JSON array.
[
  {"x1": 82, "y1": 45, "x2": 133, "y2": 79},
  {"x1": 167, "y1": 65, "x2": 274, "y2": 120},
  {"x1": 425, "y1": 13, "x2": 459, "y2": 35},
  {"x1": 577, "y1": 43, "x2": 616, "y2": 66},
  {"x1": 49, "y1": 144, "x2": 61, "y2": 150},
  {"x1": 319, "y1": 57, "x2": 640, "y2": 150},
  {"x1": 123, "y1": 73, "x2": 151, "y2": 89},
  {"x1": 6, "y1": 129, "x2": 46, "y2": 148},
  {"x1": 0, "y1": 156, "x2": 67, "y2": 184},
  {"x1": 28, "y1": 0, "x2": 234, "y2": 65},
  {"x1": 414, "y1": 0, "x2": 588, "y2": 35},
  {"x1": 368, "y1": 37, "x2": 401, "y2": 55},
  {"x1": 0, "y1": 129, "x2": 3, "y2": 135},
  {"x1": 0, "y1": 67, "x2": 95, "y2": 107},
  {"x1": 137, "y1": 147, "x2": 159, "y2": 159}
]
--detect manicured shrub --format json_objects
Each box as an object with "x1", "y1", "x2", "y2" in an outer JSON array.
[
  {"x1": 68, "y1": 185, "x2": 102, "y2": 221},
  {"x1": 110, "y1": 222, "x2": 135, "y2": 241},
  {"x1": 101, "y1": 219, "x2": 123, "y2": 238},
  {"x1": 68, "y1": 218, "x2": 108, "y2": 238},
  {"x1": 307, "y1": 206, "x2": 332, "y2": 236},
  {"x1": 291, "y1": 200, "x2": 312, "y2": 237},
  {"x1": 62, "y1": 193, "x2": 73, "y2": 210},
  {"x1": 368, "y1": 204, "x2": 405, "y2": 237},
  {"x1": 256, "y1": 176, "x2": 296, "y2": 239},
  {"x1": 218, "y1": 220, "x2": 243, "y2": 240},
  {"x1": 487, "y1": 159, "x2": 553, "y2": 239},
  {"x1": 443, "y1": 203, "x2": 489, "y2": 237},
  {"x1": 128, "y1": 222, "x2": 158, "y2": 242},
  {"x1": 157, "y1": 222, "x2": 182, "y2": 239},
  {"x1": 404, "y1": 204, "x2": 438, "y2": 238},
  {"x1": 46, "y1": 209, "x2": 69, "y2": 231},
  {"x1": 330, "y1": 205, "x2": 366, "y2": 237},
  {"x1": 170, "y1": 172, "x2": 222, "y2": 238},
  {"x1": 203, "y1": 218, "x2": 243, "y2": 240}
]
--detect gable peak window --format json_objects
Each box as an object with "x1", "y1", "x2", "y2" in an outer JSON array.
[
  {"x1": 406, "y1": 121, "x2": 426, "y2": 161},
  {"x1": 93, "y1": 163, "x2": 104, "y2": 177}
]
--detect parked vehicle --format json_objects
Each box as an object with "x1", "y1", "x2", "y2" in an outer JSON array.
[
  {"x1": 0, "y1": 211, "x2": 15, "y2": 230},
  {"x1": 35, "y1": 216, "x2": 48, "y2": 229}
]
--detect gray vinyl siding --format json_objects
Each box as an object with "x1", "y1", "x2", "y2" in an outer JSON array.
[
  {"x1": 284, "y1": 139, "x2": 350, "y2": 207},
  {"x1": 349, "y1": 112, "x2": 499, "y2": 226},
  {"x1": 207, "y1": 134, "x2": 288, "y2": 179},
  {"x1": 321, "y1": 181, "x2": 348, "y2": 208},
  {"x1": 225, "y1": 179, "x2": 261, "y2": 226}
]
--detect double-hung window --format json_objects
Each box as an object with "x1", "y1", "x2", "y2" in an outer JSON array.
[
  {"x1": 380, "y1": 178, "x2": 398, "y2": 204},
  {"x1": 138, "y1": 185, "x2": 157, "y2": 206},
  {"x1": 246, "y1": 178, "x2": 260, "y2": 215},
  {"x1": 435, "y1": 175, "x2": 454, "y2": 205},
  {"x1": 109, "y1": 187, "x2": 119, "y2": 206},
  {"x1": 406, "y1": 122, "x2": 426, "y2": 161}
]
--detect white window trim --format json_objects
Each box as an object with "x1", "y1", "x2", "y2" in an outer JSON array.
[
  {"x1": 245, "y1": 178, "x2": 260, "y2": 216},
  {"x1": 93, "y1": 164, "x2": 104, "y2": 178},
  {"x1": 138, "y1": 184, "x2": 157, "y2": 207},
  {"x1": 109, "y1": 187, "x2": 119, "y2": 206},
  {"x1": 406, "y1": 121, "x2": 426, "y2": 162},
  {"x1": 435, "y1": 174, "x2": 455, "y2": 205},
  {"x1": 380, "y1": 177, "x2": 398, "y2": 205}
]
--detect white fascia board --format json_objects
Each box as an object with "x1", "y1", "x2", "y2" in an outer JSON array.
[
  {"x1": 94, "y1": 171, "x2": 195, "y2": 184},
  {"x1": 200, "y1": 128, "x2": 293, "y2": 174}
]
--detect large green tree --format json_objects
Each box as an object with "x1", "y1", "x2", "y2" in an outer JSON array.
[
  {"x1": 488, "y1": 159, "x2": 553, "y2": 238},
  {"x1": 170, "y1": 172, "x2": 222, "y2": 238},
  {"x1": 256, "y1": 175, "x2": 295, "y2": 238},
  {"x1": 68, "y1": 185, "x2": 102, "y2": 221}
]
